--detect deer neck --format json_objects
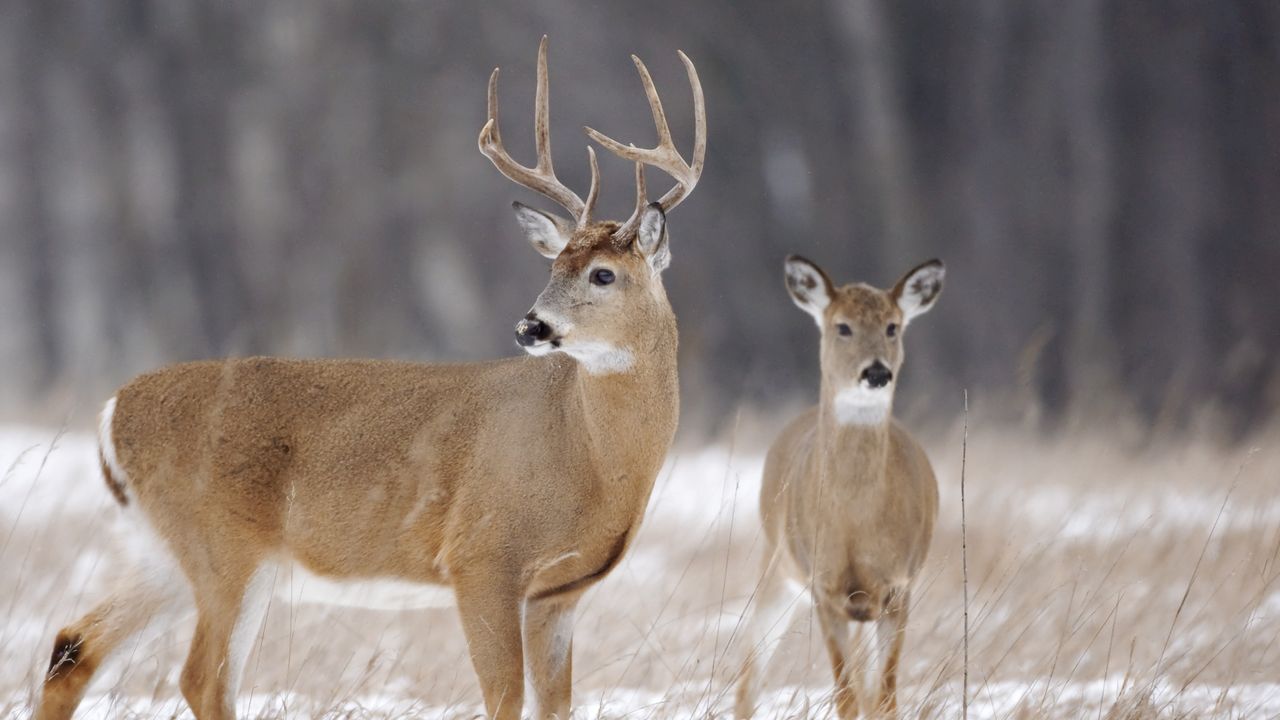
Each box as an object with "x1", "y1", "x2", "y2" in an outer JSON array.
[
  {"x1": 571, "y1": 313, "x2": 679, "y2": 484},
  {"x1": 816, "y1": 382, "x2": 892, "y2": 489}
]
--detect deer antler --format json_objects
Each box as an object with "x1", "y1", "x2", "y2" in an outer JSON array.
[
  {"x1": 479, "y1": 36, "x2": 600, "y2": 227},
  {"x1": 584, "y1": 51, "x2": 706, "y2": 240}
]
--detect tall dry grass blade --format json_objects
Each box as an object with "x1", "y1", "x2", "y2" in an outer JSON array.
[
  {"x1": 961, "y1": 388, "x2": 970, "y2": 720},
  {"x1": 698, "y1": 410, "x2": 742, "y2": 716},
  {"x1": 1099, "y1": 591, "x2": 1123, "y2": 720},
  {"x1": 0, "y1": 442, "x2": 40, "y2": 491},
  {"x1": 1150, "y1": 448, "x2": 1255, "y2": 703}
]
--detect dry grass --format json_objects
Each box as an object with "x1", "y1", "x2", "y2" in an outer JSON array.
[{"x1": 2, "y1": 420, "x2": 1278, "y2": 718}]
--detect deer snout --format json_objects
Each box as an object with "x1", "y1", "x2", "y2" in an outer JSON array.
[
  {"x1": 861, "y1": 360, "x2": 893, "y2": 388},
  {"x1": 515, "y1": 312, "x2": 555, "y2": 347}
]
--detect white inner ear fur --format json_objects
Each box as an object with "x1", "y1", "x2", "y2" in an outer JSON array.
[
  {"x1": 785, "y1": 260, "x2": 832, "y2": 327},
  {"x1": 513, "y1": 203, "x2": 573, "y2": 259},
  {"x1": 897, "y1": 263, "x2": 945, "y2": 323},
  {"x1": 636, "y1": 205, "x2": 670, "y2": 273}
]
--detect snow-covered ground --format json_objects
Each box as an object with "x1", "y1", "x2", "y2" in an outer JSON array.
[{"x1": 3, "y1": 424, "x2": 1279, "y2": 718}]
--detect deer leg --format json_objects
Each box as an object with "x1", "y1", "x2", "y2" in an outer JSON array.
[
  {"x1": 36, "y1": 560, "x2": 190, "y2": 720},
  {"x1": 734, "y1": 551, "x2": 803, "y2": 719},
  {"x1": 454, "y1": 571, "x2": 525, "y2": 720},
  {"x1": 523, "y1": 593, "x2": 580, "y2": 720},
  {"x1": 816, "y1": 602, "x2": 862, "y2": 720},
  {"x1": 868, "y1": 591, "x2": 909, "y2": 718},
  {"x1": 178, "y1": 562, "x2": 274, "y2": 720}
]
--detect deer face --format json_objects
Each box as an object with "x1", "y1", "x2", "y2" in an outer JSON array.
[
  {"x1": 513, "y1": 204, "x2": 671, "y2": 375},
  {"x1": 478, "y1": 38, "x2": 703, "y2": 377},
  {"x1": 785, "y1": 256, "x2": 944, "y2": 425}
]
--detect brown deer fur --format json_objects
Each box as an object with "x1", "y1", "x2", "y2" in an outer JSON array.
[
  {"x1": 735, "y1": 256, "x2": 944, "y2": 719},
  {"x1": 37, "y1": 37, "x2": 704, "y2": 720}
]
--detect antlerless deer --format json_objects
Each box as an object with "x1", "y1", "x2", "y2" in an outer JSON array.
[
  {"x1": 37, "y1": 37, "x2": 705, "y2": 720},
  {"x1": 735, "y1": 256, "x2": 945, "y2": 720}
]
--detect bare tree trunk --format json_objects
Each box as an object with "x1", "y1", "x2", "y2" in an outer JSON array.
[
  {"x1": 2, "y1": 2, "x2": 61, "y2": 397},
  {"x1": 831, "y1": 0, "x2": 921, "y2": 268},
  {"x1": 1063, "y1": 0, "x2": 1117, "y2": 419}
]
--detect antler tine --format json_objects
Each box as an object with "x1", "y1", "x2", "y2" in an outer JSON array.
[
  {"x1": 533, "y1": 35, "x2": 554, "y2": 174},
  {"x1": 608, "y1": 160, "x2": 650, "y2": 244},
  {"x1": 478, "y1": 36, "x2": 589, "y2": 224},
  {"x1": 634, "y1": 160, "x2": 648, "y2": 216},
  {"x1": 582, "y1": 146, "x2": 600, "y2": 225},
  {"x1": 584, "y1": 50, "x2": 706, "y2": 239},
  {"x1": 633, "y1": 56, "x2": 673, "y2": 148},
  {"x1": 678, "y1": 49, "x2": 707, "y2": 188}
]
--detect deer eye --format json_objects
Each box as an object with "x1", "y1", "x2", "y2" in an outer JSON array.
[
  {"x1": 886, "y1": 323, "x2": 898, "y2": 338},
  {"x1": 836, "y1": 323, "x2": 852, "y2": 337},
  {"x1": 590, "y1": 268, "x2": 615, "y2": 286}
]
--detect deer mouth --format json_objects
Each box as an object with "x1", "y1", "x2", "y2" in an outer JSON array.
[
  {"x1": 515, "y1": 313, "x2": 566, "y2": 352},
  {"x1": 519, "y1": 334, "x2": 565, "y2": 356}
]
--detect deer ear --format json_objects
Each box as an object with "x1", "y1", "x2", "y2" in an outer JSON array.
[
  {"x1": 892, "y1": 259, "x2": 945, "y2": 323},
  {"x1": 512, "y1": 202, "x2": 573, "y2": 258},
  {"x1": 635, "y1": 203, "x2": 670, "y2": 273},
  {"x1": 784, "y1": 255, "x2": 835, "y2": 327}
]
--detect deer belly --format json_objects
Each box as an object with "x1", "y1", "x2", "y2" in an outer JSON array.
[{"x1": 272, "y1": 561, "x2": 455, "y2": 610}]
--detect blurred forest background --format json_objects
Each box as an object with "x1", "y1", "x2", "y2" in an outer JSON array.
[{"x1": 0, "y1": 0, "x2": 1276, "y2": 440}]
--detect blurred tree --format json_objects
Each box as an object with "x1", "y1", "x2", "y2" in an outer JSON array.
[{"x1": 0, "y1": 0, "x2": 1276, "y2": 440}]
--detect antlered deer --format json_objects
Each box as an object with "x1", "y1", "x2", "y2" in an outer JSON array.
[
  {"x1": 37, "y1": 37, "x2": 705, "y2": 720},
  {"x1": 735, "y1": 256, "x2": 944, "y2": 719}
]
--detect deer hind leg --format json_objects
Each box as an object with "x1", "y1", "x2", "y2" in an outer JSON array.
[
  {"x1": 37, "y1": 552, "x2": 190, "y2": 720},
  {"x1": 734, "y1": 551, "x2": 804, "y2": 719},
  {"x1": 522, "y1": 593, "x2": 580, "y2": 720},
  {"x1": 178, "y1": 561, "x2": 274, "y2": 720},
  {"x1": 454, "y1": 570, "x2": 526, "y2": 720}
]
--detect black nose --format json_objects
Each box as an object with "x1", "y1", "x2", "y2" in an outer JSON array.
[
  {"x1": 862, "y1": 361, "x2": 893, "y2": 388},
  {"x1": 515, "y1": 313, "x2": 553, "y2": 347}
]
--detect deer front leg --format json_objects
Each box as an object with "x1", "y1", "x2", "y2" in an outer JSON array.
[
  {"x1": 523, "y1": 593, "x2": 580, "y2": 720},
  {"x1": 867, "y1": 591, "x2": 909, "y2": 718},
  {"x1": 816, "y1": 602, "x2": 861, "y2": 720},
  {"x1": 454, "y1": 571, "x2": 526, "y2": 720}
]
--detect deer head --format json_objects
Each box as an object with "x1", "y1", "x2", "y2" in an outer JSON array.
[
  {"x1": 479, "y1": 37, "x2": 705, "y2": 375},
  {"x1": 784, "y1": 256, "x2": 945, "y2": 425}
]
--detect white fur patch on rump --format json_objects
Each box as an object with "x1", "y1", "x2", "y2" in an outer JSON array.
[{"x1": 99, "y1": 396, "x2": 130, "y2": 501}]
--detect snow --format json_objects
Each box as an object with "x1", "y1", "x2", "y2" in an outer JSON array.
[
  {"x1": 8, "y1": 679, "x2": 1280, "y2": 719},
  {"x1": 0, "y1": 427, "x2": 109, "y2": 520},
  {"x1": 3, "y1": 426, "x2": 1277, "y2": 718}
]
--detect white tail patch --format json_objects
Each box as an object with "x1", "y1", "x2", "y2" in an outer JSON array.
[
  {"x1": 98, "y1": 396, "x2": 130, "y2": 502},
  {"x1": 274, "y1": 560, "x2": 456, "y2": 611}
]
